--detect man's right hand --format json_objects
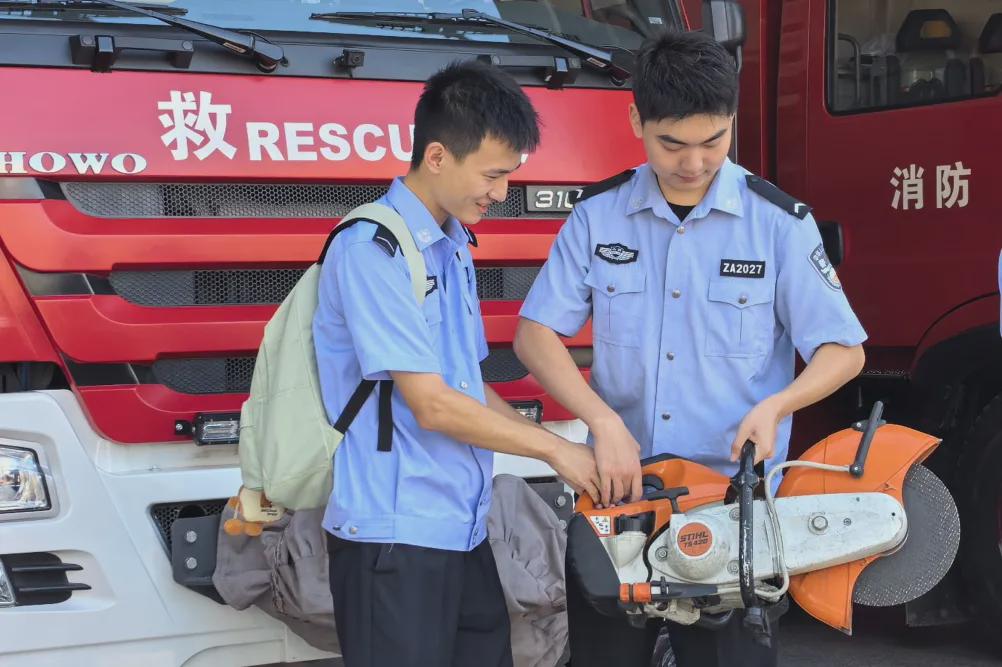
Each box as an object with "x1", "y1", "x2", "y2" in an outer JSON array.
[
  {"x1": 591, "y1": 416, "x2": 643, "y2": 508},
  {"x1": 548, "y1": 440, "x2": 602, "y2": 505}
]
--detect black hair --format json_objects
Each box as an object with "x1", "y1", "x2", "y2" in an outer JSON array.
[
  {"x1": 411, "y1": 60, "x2": 541, "y2": 169},
  {"x1": 633, "y1": 31, "x2": 738, "y2": 122}
]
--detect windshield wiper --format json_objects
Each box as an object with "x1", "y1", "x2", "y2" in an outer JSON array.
[
  {"x1": 0, "y1": 1, "x2": 185, "y2": 13},
  {"x1": 0, "y1": 0, "x2": 285, "y2": 71},
  {"x1": 310, "y1": 8, "x2": 632, "y2": 82}
]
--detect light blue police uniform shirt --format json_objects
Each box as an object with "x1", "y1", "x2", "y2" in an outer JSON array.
[
  {"x1": 520, "y1": 160, "x2": 868, "y2": 477},
  {"x1": 313, "y1": 177, "x2": 491, "y2": 552}
]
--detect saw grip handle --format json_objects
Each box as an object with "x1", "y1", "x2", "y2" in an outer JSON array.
[{"x1": 732, "y1": 439, "x2": 759, "y2": 609}]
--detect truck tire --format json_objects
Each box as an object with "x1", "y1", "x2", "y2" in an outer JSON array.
[{"x1": 957, "y1": 393, "x2": 1002, "y2": 649}]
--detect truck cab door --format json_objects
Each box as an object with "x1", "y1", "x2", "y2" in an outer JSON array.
[{"x1": 775, "y1": 0, "x2": 1000, "y2": 353}]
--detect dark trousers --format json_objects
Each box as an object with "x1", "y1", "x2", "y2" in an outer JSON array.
[
  {"x1": 566, "y1": 551, "x2": 783, "y2": 667},
  {"x1": 327, "y1": 532, "x2": 513, "y2": 667}
]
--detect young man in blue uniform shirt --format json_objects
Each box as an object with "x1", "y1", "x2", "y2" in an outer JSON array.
[
  {"x1": 515, "y1": 32, "x2": 867, "y2": 665},
  {"x1": 314, "y1": 62, "x2": 601, "y2": 667}
]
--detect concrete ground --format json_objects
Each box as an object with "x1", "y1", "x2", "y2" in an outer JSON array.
[{"x1": 278, "y1": 604, "x2": 1002, "y2": 666}]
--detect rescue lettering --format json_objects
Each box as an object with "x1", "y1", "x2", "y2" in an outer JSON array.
[{"x1": 246, "y1": 122, "x2": 414, "y2": 163}]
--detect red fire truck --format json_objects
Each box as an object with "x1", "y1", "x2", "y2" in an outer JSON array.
[{"x1": 0, "y1": 0, "x2": 999, "y2": 663}]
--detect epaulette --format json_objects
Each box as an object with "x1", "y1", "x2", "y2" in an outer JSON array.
[
  {"x1": 745, "y1": 175, "x2": 812, "y2": 220},
  {"x1": 372, "y1": 224, "x2": 400, "y2": 257},
  {"x1": 571, "y1": 169, "x2": 636, "y2": 204},
  {"x1": 463, "y1": 224, "x2": 478, "y2": 247}
]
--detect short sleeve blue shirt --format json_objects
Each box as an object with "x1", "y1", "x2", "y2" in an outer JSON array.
[
  {"x1": 520, "y1": 160, "x2": 867, "y2": 477},
  {"x1": 313, "y1": 178, "x2": 491, "y2": 552}
]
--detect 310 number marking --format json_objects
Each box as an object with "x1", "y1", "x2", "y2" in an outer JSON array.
[{"x1": 526, "y1": 185, "x2": 583, "y2": 212}]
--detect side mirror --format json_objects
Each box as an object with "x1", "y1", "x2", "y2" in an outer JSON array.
[{"x1": 702, "y1": 0, "x2": 746, "y2": 68}]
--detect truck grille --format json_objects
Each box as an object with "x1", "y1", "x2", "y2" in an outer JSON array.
[
  {"x1": 110, "y1": 269, "x2": 306, "y2": 307},
  {"x1": 153, "y1": 358, "x2": 255, "y2": 395},
  {"x1": 109, "y1": 266, "x2": 540, "y2": 306},
  {"x1": 478, "y1": 348, "x2": 530, "y2": 383},
  {"x1": 62, "y1": 182, "x2": 533, "y2": 219},
  {"x1": 475, "y1": 267, "x2": 540, "y2": 301},
  {"x1": 152, "y1": 348, "x2": 532, "y2": 394},
  {"x1": 150, "y1": 500, "x2": 228, "y2": 553}
]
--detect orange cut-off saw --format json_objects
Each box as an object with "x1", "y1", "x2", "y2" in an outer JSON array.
[{"x1": 566, "y1": 402, "x2": 960, "y2": 639}]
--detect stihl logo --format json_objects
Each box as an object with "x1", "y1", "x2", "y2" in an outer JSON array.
[{"x1": 676, "y1": 522, "x2": 713, "y2": 557}]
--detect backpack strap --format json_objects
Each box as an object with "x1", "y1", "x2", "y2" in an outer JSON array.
[
  {"x1": 333, "y1": 378, "x2": 394, "y2": 454},
  {"x1": 333, "y1": 379, "x2": 378, "y2": 434},
  {"x1": 377, "y1": 380, "x2": 394, "y2": 453},
  {"x1": 318, "y1": 202, "x2": 427, "y2": 305},
  {"x1": 325, "y1": 202, "x2": 428, "y2": 453}
]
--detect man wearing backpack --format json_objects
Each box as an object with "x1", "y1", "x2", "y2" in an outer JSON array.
[{"x1": 313, "y1": 61, "x2": 601, "y2": 667}]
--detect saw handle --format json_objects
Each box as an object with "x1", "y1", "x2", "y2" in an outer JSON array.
[
  {"x1": 732, "y1": 441, "x2": 779, "y2": 647},
  {"x1": 732, "y1": 440, "x2": 760, "y2": 609},
  {"x1": 643, "y1": 486, "x2": 690, "y2": 512},
  {"x1": 849, "y1": 401, "x2": 886, "y2": 477}
]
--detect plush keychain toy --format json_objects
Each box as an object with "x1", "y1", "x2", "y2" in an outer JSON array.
[{"x1": 222, "y1": 486, "x2": 286, "y2": 537}]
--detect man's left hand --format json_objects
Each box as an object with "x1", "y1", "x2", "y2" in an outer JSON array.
[{"x1": 730, "y1": 396, "x2": 785, "y2": 465}]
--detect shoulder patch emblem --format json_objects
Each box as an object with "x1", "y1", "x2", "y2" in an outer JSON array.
[
  {"x1": 372, "y1": 224, "x2": 400, "y2": 257},
  {"x1": 809, "y1": 243, "x2": 842, "y2": 290},
  {"x1": 570, "y1": 169, "x2": 636, "y2": 205},
  {"x1": 595, "y1": 243, "x2": 638, "y2": 264},
  {"x1": 425, "y1": 275, "x2": 438, "y2": 296},
  {"x1": 746, "y1": 175, "x2": 812, "y2": 220}
]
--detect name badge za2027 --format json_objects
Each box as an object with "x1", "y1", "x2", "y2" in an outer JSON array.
[{"x1": 719, "y1": 259, "x2": 766, "y2": 278}]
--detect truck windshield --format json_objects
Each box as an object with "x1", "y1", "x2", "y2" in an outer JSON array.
[{"x1": 0, "y1": 0, "x2": 677, "y2": 51}]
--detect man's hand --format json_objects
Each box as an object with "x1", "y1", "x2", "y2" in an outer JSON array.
[
  {"x1": 730, "y1": 395, "x2": 784, "y2": 464},
  {"x1": 591, "y1": 415, "x2": 643, "y2": 508},
  {"x1": 548, "y1": 441, "x2": 602, "y2": 505}
]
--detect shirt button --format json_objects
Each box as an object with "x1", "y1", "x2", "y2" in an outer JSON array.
[
  {"x1": 460, "y1": 381, "x2": 469, "y2": 390},
  {"x1": 606, "y1": 285, "x2": 616, "y2": 293},
  {"x1": 738, "y1": 294, "x2": 749, "y2": 305},
  {"x1": 677, "y1": 226, "x2": 686, "y2": 235},
  {"x1": 666, "y1": 352, "x2": 675, "y2": 361},
  {"x1": 672, "y1": 289, "x2": 682, "y2": 299},
  {"x1": 349, "y1": 526, "x2": 358, "y2": 535},
  {"x1": 661, "y1": 413, "x2": 671, "y2": 421},
  {"x1": 631, "y1": 199, "x2": 642, "y2": 208}
]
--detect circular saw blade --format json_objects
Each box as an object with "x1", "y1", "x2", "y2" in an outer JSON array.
[{"x1": 853, "y1": 464, "x2": 960, "y2": 606}]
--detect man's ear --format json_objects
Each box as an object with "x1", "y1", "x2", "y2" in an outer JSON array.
[
  {"x1": 422, "y1": 141, "x2": 448, "y2": 175},
  {"x1": 628, "y1": 103, "x2": 643, "y2": 139}
]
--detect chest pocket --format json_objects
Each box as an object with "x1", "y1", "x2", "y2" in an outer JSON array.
[
  {"x1": 584, "y1": 264, "x2": 647, "y2": 347},
  {"x1": 704, "y1": 278, "x2": 775, "y2": 358},
  {"x1": 422, "y1": 280, "x2": 443, "y2": 329}
]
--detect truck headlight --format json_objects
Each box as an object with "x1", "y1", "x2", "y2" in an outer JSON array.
[{"x1": 0, "y1": 446, "x2": 51, "y2": 513}]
